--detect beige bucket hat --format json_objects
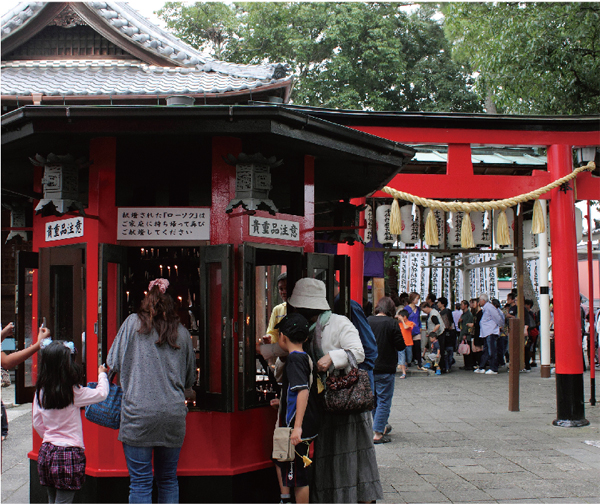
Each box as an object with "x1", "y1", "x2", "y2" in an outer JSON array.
[{"x1": 287, "y1": 278, "x2": 331, "y2": 311}]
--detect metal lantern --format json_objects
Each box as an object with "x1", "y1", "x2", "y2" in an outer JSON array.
[
  {"x1": 4, "y1": 205, "x2": 28, "y2": 242},
  {"x1": 224, "y1": 153, "x2": 282, "y2": 215},
  {"x1": 31, "y1": 154, "x2": 87, "y2": 215}
]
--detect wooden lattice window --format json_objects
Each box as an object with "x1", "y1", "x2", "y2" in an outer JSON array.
[{"x1": 5, "y1": 25, "x2": 135, "y2": 60}]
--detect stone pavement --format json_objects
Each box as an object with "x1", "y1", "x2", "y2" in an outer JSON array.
[
  {"x1": 2, "y1": 363, "x2": 600, "y2": 503},
  {"x1": 2, "y1": 383, "x2": 31, "y2": 504},
  {"x1": 376, "y1": 361, "x2": 600, "y2": 504}
]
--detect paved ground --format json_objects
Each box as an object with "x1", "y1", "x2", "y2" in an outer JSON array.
[{"x1": 2, "y1": 360, "x2": 600, "y2": 503}]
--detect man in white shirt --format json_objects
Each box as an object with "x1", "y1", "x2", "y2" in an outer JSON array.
[{"x1": 474, "y1": 293, "x2": 504, "y2": 375}]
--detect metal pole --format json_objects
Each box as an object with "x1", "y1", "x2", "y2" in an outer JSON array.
[
  {"x1": 463, "y1": 254, "x2": 471, "y2": 302},
  {"x1": 587, "y1": 200, "x2": 596, "y2": 405},
  {"x1": 538, "y1": 200, "x2": 552, "y2": 378}
]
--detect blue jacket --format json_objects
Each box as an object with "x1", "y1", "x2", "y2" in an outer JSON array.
[{"x1": 334, "y1": 295, "x2": 377, "y2": 371}]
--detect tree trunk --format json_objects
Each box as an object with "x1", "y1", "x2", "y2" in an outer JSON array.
[{"x1": 485, "y1": 89, "x2": 497, "y2": 114}]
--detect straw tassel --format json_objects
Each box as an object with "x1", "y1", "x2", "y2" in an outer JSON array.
[
  {"x1": 496, "y1": 209, "x2": 511, "y2": 246},
  {"x1": 425, "y1": 210, "x2": 439, "y2": 246},
  {"x1": 390, "y1": 198, "x2": 402, "y2": 235},
  {"x1": 531, "y1": 199, "x2": 545, "y2": 234},
  {"x1": 461, "y1": 212, "x2": 475, "y2": 249}
]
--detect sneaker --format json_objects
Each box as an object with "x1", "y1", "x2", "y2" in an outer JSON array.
[
  {"x1": 474, "y1": 369, "x2": 485, "y2": 374},
  {"x1": 485, "y1": 369, "x2": 498, "y2": 375},
  {"x1": 520, "y1": 369, "x2": 531, "y2": 373},
  {"x1": 435, "y1": 369, "x2": 441, "y2": 375},
  {"x1": 423, "y1": 363, "x2": 432, "y2": 369}
]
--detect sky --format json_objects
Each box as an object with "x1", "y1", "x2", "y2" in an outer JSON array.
[{"x1": 128, "y1": 0, "x2": 167, "y2": 26}]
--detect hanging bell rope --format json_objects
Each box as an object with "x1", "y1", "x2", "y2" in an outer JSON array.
[
  {"x1": 424, "y1": 210, "x2": 439, "y2": 246},
  {"x1": 381, "y1": 161, "x2": 595, "y2": 247},
  {"x1": 461, "y1": 212, "x2": 475, "y2": 248},
  {"x1": 390, "y1": 198, "x2": 402, "y2": 235},
  {"x1": 531, "y1": 199, "x2": 546, "y2": 234}
]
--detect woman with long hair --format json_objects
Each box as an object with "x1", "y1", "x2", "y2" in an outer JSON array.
[
  {"x1": 34, "y1": 340, "x2": 109, "y2": 503},
  {"x1": 107, "y1": 278, "x2": 195, "y2": 504},
  {"x1": 287, "y1": 278, "x2": 383, "y2": 503}
]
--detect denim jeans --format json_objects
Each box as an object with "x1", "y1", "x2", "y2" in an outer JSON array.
[
  {"x1": 479, "y1": 334, "x2": 498, "y2": 372},
  {"x1": 122, "y1": 444, "x2": 182, "y2": 503},
  {"x1": 372, "y1": 373, "x2": 396, "y2": 433},
  {"x1": 444, "y1": 346, "x2": 455, "y2": 371},
  {"x1": 497, "y1": 336, "x2": 508, "y2": 366},
  {"x1": 398, "y1": 346, "x2": 413, "y2": 367}
]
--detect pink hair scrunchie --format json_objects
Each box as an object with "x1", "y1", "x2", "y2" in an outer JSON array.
[{"x1": 148, "y1": 278, "x2": 169, "y2": 293}]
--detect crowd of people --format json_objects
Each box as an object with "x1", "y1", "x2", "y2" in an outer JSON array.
[
  {"x1": 388, "y1": 290, "x2": 545, "y2": 377},
  {"x1": 3, "y1": 275, "x2": 598, "y2": 504}
]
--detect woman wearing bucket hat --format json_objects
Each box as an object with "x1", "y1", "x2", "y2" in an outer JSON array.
[{"x1": 288, "y1": 278, "x2": 383, "y2": 503}]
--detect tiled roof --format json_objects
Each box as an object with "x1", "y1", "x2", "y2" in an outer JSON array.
[
  {"x1": 1, "y1": 60, "x2": 289, "y2": 96},
  {"x1": 1, "y1": 2, "x2": 289, "y2": 80}
]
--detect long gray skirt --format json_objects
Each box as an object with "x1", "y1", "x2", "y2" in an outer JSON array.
[{"x1": 311, "y1": 410, "x2": 383, "y2": 503}]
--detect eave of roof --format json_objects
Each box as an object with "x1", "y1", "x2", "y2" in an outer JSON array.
[
  {"x1": 0, "y1": 104, "x2": 416, "y2": 162},
  {"x1": 1, "y1": 59, "x2": 292, "y2": 98},
  {"x1": 276, "y1": 103, "x2": 600, "y2": 133}
]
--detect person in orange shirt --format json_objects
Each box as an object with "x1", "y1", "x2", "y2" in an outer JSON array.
[{"x1": 396, "y1": 309, "x2": 415, "y2": 379}]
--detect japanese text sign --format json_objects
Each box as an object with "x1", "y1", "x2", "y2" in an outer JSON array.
[
  {"x1": 45, "y1": 216, "x2": 84, "y2": 242},
  {"x1": 118, "y1": 208, "x2": 210, "y2": 240},
  {"x1": 248, "y1": 216, "x2": 300, "y2": 241}
]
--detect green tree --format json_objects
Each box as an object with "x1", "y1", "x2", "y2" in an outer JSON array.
[
  {"x1": 443, "y1": 2, "x2": 600, "y2": 115},
  {"x1": 157, "y1": 2, "x2": 238, "y2": 59},
  {"x1": 158, "y1": 2, "x2": 482, "y2": 112}
]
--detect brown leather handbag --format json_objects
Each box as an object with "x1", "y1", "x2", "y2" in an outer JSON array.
[{"x1": 324, "y1": 350, "x2": 374, "y2": 414}]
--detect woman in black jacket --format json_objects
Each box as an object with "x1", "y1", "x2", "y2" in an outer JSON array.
[{"x1": 367, "y1": 297, "x2": 406, "y2": 444}]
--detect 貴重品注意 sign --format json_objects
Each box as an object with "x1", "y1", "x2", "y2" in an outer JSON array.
[
  {"x1": 248, "y1": 216, "x2": 300, "y2": 241},
  {"x1": 45, "y1": 216, "x2": 84, "y2": 242}
]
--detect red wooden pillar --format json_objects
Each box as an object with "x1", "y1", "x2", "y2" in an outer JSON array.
[
  {"x1": 338, "y1": 197, "x2": 365, "y2": 304},
  {"x1": 548, "y1": 144, "x2": 589, "y2": 427}
]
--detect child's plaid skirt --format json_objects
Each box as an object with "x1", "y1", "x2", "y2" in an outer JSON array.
[{"x1": 38, "y1": 442, "x2": 86, "y2": 490}]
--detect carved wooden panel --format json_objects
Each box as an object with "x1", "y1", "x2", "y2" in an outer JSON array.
[{"x1": 5, "y1": 25, "x2": 134, "y2": 59}]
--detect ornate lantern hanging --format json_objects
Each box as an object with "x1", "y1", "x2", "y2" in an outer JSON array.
[
  {"x1": 224, "y1": 153, "x2": 282, "y2": 215},
  {"x1": 31, "y1": 153, "x2": 88, "y2": 215}
]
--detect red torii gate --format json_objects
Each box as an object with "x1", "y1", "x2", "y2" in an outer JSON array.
[{"x1": 341, "y1": 123, "x2": 599, "y2": 427}]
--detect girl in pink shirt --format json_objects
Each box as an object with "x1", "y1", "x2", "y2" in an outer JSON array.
[{"x1": 33, "y1": 340, "x2": 109, "y2": 504}]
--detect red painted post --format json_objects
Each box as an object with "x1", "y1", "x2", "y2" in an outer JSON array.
[
  {"x1": 587, "y1": 200, "x2": 596, "y2": 405},
  {"x1": 338, "y1": 197, "x2": 365, "y2": 304},
  {"x1": 548, "y1": 144, "x2": 589, "y2": 427}
]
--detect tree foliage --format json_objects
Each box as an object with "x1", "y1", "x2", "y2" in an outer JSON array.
[
  {"x1": 157, "y1": 2, "x2": 238, "y2": 59},
  {"x1": 443, "y1": 2, "x2": 600, "y2": 115},
  {"x1": 157, "y1": 2, "x2": 482, "y2": 112}
]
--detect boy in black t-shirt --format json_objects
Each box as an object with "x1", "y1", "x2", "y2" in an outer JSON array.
[{"x1": 274, "y1": 313, "x2": 319, "y2": 504}]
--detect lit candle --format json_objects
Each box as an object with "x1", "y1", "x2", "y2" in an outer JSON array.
[
  {"x1": 126, "y1": 291, "x2": 130, "y2": 302},
  {"x1": 144, "y1": 291, "x2": 147, "y2": 296},
  {"x1": 178, "y1": 296, "x2": 182, "y2": 303},
  {"x1": 174, "y1": 265, "x2": 178, "y2": 277},
  {"x1": 159, "y1": 265, "x2": 163, "y2": 276},
  {"x1": 141, "y1": 247, "x2": 144, "y2": 256},
  {"x1": 167, "y1": 266, "x2": 171, "y2": 276}
]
